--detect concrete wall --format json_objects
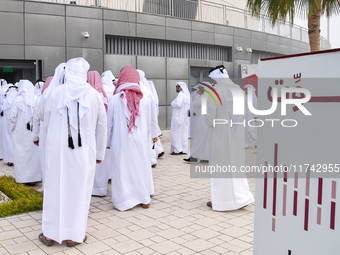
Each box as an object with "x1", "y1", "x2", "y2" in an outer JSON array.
[{"x1": 0, "y1": 0, "x2": 317, "y2": 129}]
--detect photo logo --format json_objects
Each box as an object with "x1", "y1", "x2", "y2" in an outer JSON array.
[
  {"x1": 197, "y1": 82, "x2": 222, "y2": 107},
  {"x1": 198, "y1": 80, "x2": 312, "y2": 128},
  {"x1": 200, "y1": 83, "x2": 312, "y2": 116}
]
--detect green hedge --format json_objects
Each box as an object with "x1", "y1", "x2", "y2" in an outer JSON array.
[{"x1": 0, "y1": 176, "x2": 43, "y2": 217}]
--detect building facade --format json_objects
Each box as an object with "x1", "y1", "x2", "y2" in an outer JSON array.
[{"x1": 0, "y1": 0, "x2": 331, "y2": 129}]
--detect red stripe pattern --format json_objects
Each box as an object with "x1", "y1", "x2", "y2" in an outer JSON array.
[
  {"x1": 318, "y1": 178, "x2": 323, "y2": 205},
  {"x1": 304, "y1": 199, "x2": 309, "y2": 231},
  {"x1": 331, "y1": 202, "x2": 336, "y2": 230},
  {"x1": 293, "y1": 191, "x2": 298, "y2": 216},
  {"x1": 263, "y1": 162, "x2": 268, "y2": 209}
]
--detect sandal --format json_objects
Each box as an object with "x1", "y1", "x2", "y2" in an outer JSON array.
[
  {"x1": 207, "y1": 201, "x2": 212, "y2": 208},
  {"x1": 66, "y1": 235, "x2": 87, "y2": 247},
  {"x1": 24, "y1": 182, "x2": 36, "y2": 187},
  {"x1": 7, "y1": 162, "x2": 13, "y2": 166},
  {"x1": 38, "y1": 233, "x2": 54, "y2": 246},
  {"x1": 170, "y1": 152, "x2": 182, "y2": 155}
]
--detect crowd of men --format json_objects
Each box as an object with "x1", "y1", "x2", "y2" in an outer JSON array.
[{"x1": 0, "y1": 59, "x2": 256, "y2": 247}]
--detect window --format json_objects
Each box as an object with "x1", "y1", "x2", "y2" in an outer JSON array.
[{"x1": 106, "y1": 36, "x2": 231, "y2": 62}]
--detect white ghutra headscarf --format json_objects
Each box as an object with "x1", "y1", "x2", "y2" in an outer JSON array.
[
  {"x1": 57, "y1": 58, "x2": 92, "y2": 149},
  {"x1": 15, "y1": 80, "x2": 37, "y2": 127}
]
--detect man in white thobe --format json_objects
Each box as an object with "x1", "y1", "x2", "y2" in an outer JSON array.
[
  {"x1": 170, "y1": 82, "x2": 190, "y2": 155},
  {"x1": 137, "y1": 70, "x2": 159, "y2": 168},
  {"x1": 206, "y1": 65, "x2": 254, "y2": 211},
  {"x1": 32, "y1": 76, "x2": 53, "y2": 187},
  {"x1": 87, "y1": 70, "x2": 110, "y2": 197},
  {"x1": 40, "y1": 58, "x2": 107, "y2": 246},
  {"x1": 100, "y1": 70, "x2": 116, "y2": 180},
  {"x1": 244, "y1": 84, "x2": 257, "y2": 148},
  {"x1": 148, "y1": 80, "x2": 165, "y2": 158},
  {"x1": 33, "y1": 63, "x2": 66, "y2": 189},
  {"x1": 184, "y1": 84, "x2": 210, "y2": 162},
  {"x1": 0, "y1": 79, "x2": 8, "y2": 160},
  {"x1": 1, "y1": 84, "x2": 18, "y2": 166},
  {"x1": 9, "y1": 80, "x2": 41, "y2": 185},
  {"x1": 107, "y1": 65, "x2": 156, "y2": 211}
]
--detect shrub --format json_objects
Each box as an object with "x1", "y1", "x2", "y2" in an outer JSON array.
[{"x1": 0, "y1": 176, "x2": 43, "y2": 217}]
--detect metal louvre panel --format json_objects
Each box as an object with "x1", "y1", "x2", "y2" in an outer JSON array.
[{"x1": 105, "y1": 35, "x2": 229, "y2": 61}]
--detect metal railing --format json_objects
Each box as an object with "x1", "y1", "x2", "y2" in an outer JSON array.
[{"x1": 33, "y1": 0, "x2": 331, "y2": 48}]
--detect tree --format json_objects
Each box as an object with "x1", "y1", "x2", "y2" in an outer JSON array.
[{"x1": 246, "y1": 0, "x2": 340, "y2": 52}]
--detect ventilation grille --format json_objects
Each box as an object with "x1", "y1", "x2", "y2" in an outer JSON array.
[{"x1": 106, "y1": 36, "x2": 230, "y2": 61}]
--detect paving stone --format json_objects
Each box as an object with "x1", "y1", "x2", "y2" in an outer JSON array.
[
  {"x1": 76, "y1": 241, "x2": 111, "y2": 255},
  {"x1": 124, "y1": 251, "x2": 141, "y2": 255},
  {"x1": 0, "y1": 230, "x2": 22, "y2": 242},
  {"x1": 127, "y1": 229, "x2": 155, "y2": 241},
  {"x1": 136, "y1": 247, "x2": 155, "y2": 255},
  {"x1": 112, "y1": 240, "x2": 143, "y2": 254},
  {"x1": 0, "y1": 248, "x2": 9, "y2": 255},
  {"x1": 191, "y1": 228, "x2": 220, "y2": 240},
  {"x1": 220, "y1": 226, "x2": 250, "y2": 238},
  {"x1": 27, "y1": 249, "x2": 46, "y2": 255},
  {"x1": 11, "y1": 220, "x2": 39, "y2": 229},
  {"x1": 228, "y1": 239, "x2": 252, "y2": 250},
  {"x1": 149, "y1": 240, "x2": 182, "y2": 254},
  {"x1": 5, "y1": 241, "x2": 37, "y2": 254},
  {"x1": 182, "y1": 239, "x2": 215, "y2": 252},
  {"x1": 240, "y1": 250, "x2": 253, "y2": 255},
  {"x1": 157, "y1": 228, "x2": 186, "y2": 239},
  {"x1": 62, "y1": 249, "x2": 85, "y2": 255},
  {"x1": 176, "y1": 247, "x2": 196, "y2": 255}
]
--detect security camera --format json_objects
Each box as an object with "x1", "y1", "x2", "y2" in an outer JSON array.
[
  {"x1": 247, "y1": 48, "x2": 252, "y2": 53},
  {"x1": 83, "y1": 32, "x2": 90, "y2": 39},
  {"x1": 237, "y1": 47, "x2": 243, "y2": 52}
]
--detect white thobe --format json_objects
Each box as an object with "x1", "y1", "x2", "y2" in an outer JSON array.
[
  {"x1": 245, "y1": 93, "x2": 257, "y2": 148},
  {"x1": 102, "y1": 85, "x2": 114, "y2": 181},
  {"x1": 8, "y1": 100, "x2": 41, "y2": 183},
  {"x1": 147, "y1": 81, "x2": 164, "y2": 155},
  {"x1": 170, "y1": 92, "x2": 190, "y2": 153},
  {"x1": 2, "y1": 109, "x2": 13, "y2": 163},
  {"x1": 92, "y1": 92, "x2": 111, "y2": 197},
  {"x1": 2, "y1": 92, "x2": 17, "y2": 163},
  {"x1": 0, "y1": 111, "x2": 3, "y2": 159},
  {"x1": 141, "y1": 84, "x2": 158, "y2": 168},
  {"x1": 154, "y1": 136, "x2": 164, "y2": 155},
  {"x1": 42, "y1": 86, "x2": 107, "y2": 243},
  {"x1": 151, "y1": 146, "x2": 157, "y2": 166},
  {"x1": 32, "y1": 95, "x2": 46, "y2": 187},
  {"x1": 206, "y1": 80, "x2": 254, "y2": 211},
  {"x1": 107, "y1": 92, "x2": 154, "y2": 211},
  {"x1": 189, "y1": 93, "x2": 210, "y2": 160},
  {"x1": 0, "y1": 89, "x2": 6, "y2": 159},
  {"x1": 92, "y1": 150, "x2": 110, "y2": 196},
  {"x1": 154, "y1": 124, "x2": 164, "y2": 156}
]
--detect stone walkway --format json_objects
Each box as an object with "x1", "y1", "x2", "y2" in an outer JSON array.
[{"x1": 0, "y1": 130, "x2": 256, "y2": 255}]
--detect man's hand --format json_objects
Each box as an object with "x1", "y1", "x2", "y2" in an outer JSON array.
[
  {"x1": 197, "y1": 89, "x2": 204, "y2": 95},
  {"x1": 96, "y1": 160, "x2": 102, "y2": 164},
  {"x1": 33, "y1": 140, "x2": 39, "y2": 146},
  {"x1": 152, "y1": 137, "x2": 158, "y2": 143}
]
